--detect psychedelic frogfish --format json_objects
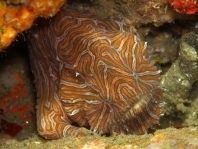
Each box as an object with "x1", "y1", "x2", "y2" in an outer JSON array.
[{"x1": 27, "y1": 4, "x2": 162, "y2": 139}]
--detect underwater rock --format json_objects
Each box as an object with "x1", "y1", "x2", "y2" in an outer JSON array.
[{"x1": 161, "y1": 32, "x2": 198, "y2": 126}]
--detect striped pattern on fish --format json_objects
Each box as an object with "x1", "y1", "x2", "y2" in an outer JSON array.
[{"x1": 28, "y1": 5, "x2": 162, "y2": 139}]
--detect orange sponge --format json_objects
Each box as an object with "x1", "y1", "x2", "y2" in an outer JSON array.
[{"x1": 0, "y1": 0, "x2": 66, "y2": 51}]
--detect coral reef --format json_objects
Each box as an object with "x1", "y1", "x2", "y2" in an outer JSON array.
[
  {"x1": 0, "y1": 0, "x2": 66, "y2": 51},
  {"x1": 169, "y1": 0, "x2": 198, "y2": 14},
  {"x1": 1, "y1": 0, "x2": 198, "y2": 148}
]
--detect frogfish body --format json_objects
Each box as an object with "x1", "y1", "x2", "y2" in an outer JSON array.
[{"x1": 27, "y1": 4, "x2": 162, "y2": 139}]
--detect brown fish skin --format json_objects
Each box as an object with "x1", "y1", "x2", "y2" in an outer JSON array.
[{"x1": 27, "y1": 5, "x2": 162, "y2": 139}]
